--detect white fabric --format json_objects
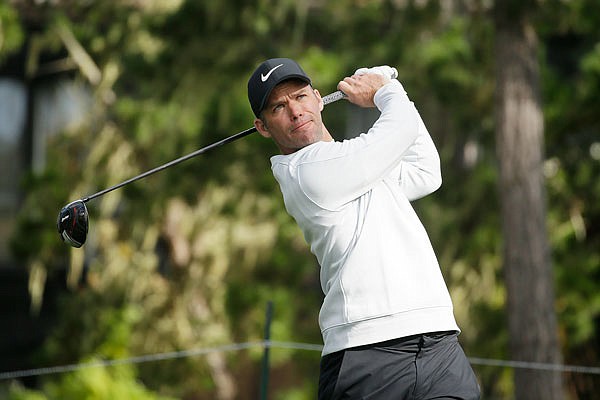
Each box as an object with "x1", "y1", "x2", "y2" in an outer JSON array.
[
  {"x1": 269, "y1": 79, "x2": 459, "y2": 355},
  {"x1": 353, "y1": 65, "x2": 398, "y2": 80}
]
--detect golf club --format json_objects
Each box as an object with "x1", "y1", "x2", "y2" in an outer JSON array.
[{"x1": 57, "y1": 89, "x2": 349, "y2": 248}]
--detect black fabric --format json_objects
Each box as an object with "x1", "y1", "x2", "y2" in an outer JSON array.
[{"x1": 318, "y1": 332, "x2": 480, "y2": 400}]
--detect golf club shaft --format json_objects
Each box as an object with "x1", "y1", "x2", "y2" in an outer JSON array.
[{"x1": 82, "y1": 90, "x2": 347, "y2": 203}]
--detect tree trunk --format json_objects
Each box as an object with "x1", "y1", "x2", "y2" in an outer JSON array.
[{"x1": 494, "y1": 4, "x2": 564, "y2": 399}]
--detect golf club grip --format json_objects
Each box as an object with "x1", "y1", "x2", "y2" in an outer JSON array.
[
  {"x1": 82, "y1": 90, "x2": 347, "y2": 203},
  {"x1": 322, "y1": 90, "x2": 347, "y2": 105}
]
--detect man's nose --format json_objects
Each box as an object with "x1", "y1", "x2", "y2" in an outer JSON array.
[{"x1": 288, "y1": 101, "x2": 303, "y2": 119}]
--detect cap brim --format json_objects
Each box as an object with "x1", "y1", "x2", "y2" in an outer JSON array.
[{"x1": 257, "y1": 75, "x2": 311, "y2": 116}]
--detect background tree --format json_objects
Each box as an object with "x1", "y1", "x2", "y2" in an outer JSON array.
[{"x1": 494, "y1": 1, "x2": 564, "y2": 398}]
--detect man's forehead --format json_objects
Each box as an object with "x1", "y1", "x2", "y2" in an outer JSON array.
[{"x1": 268, "y1": 80, "x2": 311, "y2": 101}]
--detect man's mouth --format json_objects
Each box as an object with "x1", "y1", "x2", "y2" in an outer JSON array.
[{"x1": 292, "y1": 120, "x2": 312, "y2": 132}]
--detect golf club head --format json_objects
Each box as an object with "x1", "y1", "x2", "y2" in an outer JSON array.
[{"x1": 57, "y1": 200, "x2": 89, "y2": 248}]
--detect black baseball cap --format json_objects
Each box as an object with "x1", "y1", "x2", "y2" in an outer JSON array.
[{"x1": 247, "y1": 58, "x2": 311, "y2": 117}]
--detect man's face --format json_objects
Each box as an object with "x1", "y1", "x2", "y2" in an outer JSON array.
[{"x1": 254, "y1": 80, "x2": 326, "y2": 155}]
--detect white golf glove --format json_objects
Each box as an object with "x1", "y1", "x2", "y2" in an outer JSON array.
[{"x1": 353, "y1": 65, "x2": 398, "y2": 80}]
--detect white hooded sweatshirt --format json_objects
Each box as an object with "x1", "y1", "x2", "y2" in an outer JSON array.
[{"x1": 270, "y1": 79, "x2": 459, "y2": 355}]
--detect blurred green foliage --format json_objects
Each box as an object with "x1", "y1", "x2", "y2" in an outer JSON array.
[
  {"x1": 0, "y1": 2, "x2": 24, "y2": 60},
  {"x1": 8, "y1": 364, "x2": 176, "y2": 400},
  {"x1": 1, "y1": 0, "x2": 599, "y2": 398}
]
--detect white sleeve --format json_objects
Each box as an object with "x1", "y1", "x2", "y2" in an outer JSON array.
[
  {"x1": 393, "y1": 111, "x2": 442, "y2": 201},
  {"x1": 294, "y1": 80, "x2": 421, "y2": 210}
]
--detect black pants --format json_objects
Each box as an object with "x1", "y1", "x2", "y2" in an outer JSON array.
[{"x1": 318, "y1": 331, "x2": 480, "y2": 400}]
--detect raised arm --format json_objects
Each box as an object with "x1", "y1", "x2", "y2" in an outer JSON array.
[
  {"x1": 293, "y1": 74, "x2": 422, "y2": 210},
  {"x1": 393, "y1": 111, "x2": 442, "y2": 201}
]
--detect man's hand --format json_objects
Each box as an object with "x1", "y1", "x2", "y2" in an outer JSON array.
[{"x1": 337, "y1": 66, "x2": 398, "y2": 108}]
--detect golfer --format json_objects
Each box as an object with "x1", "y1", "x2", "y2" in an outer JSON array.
[{"x1": 247, "y1": 58, "x2": 480, "y2": 399}]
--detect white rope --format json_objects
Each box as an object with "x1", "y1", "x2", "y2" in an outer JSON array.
[
  {"x1": 0, "y1": 342, "x2": 261, "y2": 380},
  {"x1": 468, "y1": 357, "x2": 600, "y2": 375},
  {"x1": 1, "y1": 341, "x2": 599, "y2": 380}
]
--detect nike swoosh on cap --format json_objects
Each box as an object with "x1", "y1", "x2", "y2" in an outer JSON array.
[{"x1": 261, "y1": 64, "x2": 284, "y2": 82}]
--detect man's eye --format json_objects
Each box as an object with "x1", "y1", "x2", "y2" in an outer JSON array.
[{"x1": 273, "y1": 104, "x2": 284, "y2": 112}]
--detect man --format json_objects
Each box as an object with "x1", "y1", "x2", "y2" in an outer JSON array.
[{"x1": 247, "y1": 58, "x2": 480, "y2": 399}]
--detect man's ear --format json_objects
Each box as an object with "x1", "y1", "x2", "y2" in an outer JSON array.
[
  {"x1": 254, "y1": 118, "x2": 270, "y2": 138},
  {"x1": 314, "y1": 88, "x2": 324, "y2": 112}
]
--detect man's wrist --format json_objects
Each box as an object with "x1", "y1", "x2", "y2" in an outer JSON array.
[{"x1": 374, "y1": 80, "x2": 409, "y2": 110}]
